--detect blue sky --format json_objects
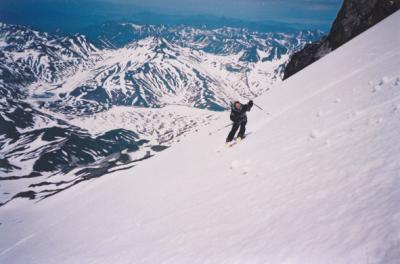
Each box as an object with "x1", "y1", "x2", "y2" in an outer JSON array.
[{"x1": 0, "y1": 0, "x2": 343, "y2": 32}]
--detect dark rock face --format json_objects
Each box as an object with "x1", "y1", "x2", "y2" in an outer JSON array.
[
  {"x1": 283, "y1": 39, "x2": 330, "y2": 80},
  {"x1": 329, "y1": 0, "x2": 400, "y2": 49},
  {"x1": 283, "y1": 0, "x2": 400, "y2": 80}
]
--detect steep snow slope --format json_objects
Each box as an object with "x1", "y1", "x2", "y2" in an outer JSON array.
[{"x1": 1, "y1": 11, "x2": 400, "y2": 264}]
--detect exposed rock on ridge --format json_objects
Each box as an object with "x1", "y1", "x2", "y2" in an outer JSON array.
[{"x1": 283, "y1": 0, "x2": 400, "y2": 80}]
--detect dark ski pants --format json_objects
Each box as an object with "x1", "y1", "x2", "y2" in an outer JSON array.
[{"x1": 226, "y1": 120, "x2": 247, "y2": 142}]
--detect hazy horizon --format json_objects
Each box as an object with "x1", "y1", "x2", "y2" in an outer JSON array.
[{"x1": 0, "y1": 0, "x2": 343, "y2": 33}]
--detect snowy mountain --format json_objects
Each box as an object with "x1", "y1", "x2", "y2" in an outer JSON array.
[
  {"x1": 0, "y1": 22, "x2": 318, "y2": 204},
  {"x1": 33, "y1": 25, "x2": 323, "y2": 114},
  {"x1": 1, "y1": 10, "x2": 399, "y2": 263},
  {"x1": 83, "y1": 21, "x2": 323, "y2": 51},
  {"x1": 1, "y1": 22, "x2": 322, "y2": 115},
  {"x1": 0, "y1": 22, "x2": 101, "y2": 85}
]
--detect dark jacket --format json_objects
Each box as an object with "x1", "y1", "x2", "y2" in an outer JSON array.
[{"x1": 230, "y1": 101, "x2": 253, "y2": 123}]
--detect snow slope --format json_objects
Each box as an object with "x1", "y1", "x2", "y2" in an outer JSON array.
[{"x1": 1, "y1": 11, "x2": 400, "y2": 264}]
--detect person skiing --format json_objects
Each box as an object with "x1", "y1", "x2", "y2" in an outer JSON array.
[{"x1": 226, "y1": 100, "x2": 253, "y2": 143}]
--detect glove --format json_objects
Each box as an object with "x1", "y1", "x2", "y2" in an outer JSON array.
[{"x1": 248, "y1": 100, "x2": 254, "y2": 108}]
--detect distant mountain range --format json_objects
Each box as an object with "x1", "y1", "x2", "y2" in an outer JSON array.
[
  {"x1": 0, "y1": 0, "x2": 322, "y2": 35},
  {"x1": 0, "y1": 21, "x2": 323, "y2": 205}
]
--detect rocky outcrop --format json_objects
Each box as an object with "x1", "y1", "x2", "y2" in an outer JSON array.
[{"x1": 283, "y1": 0, "x2": 400, "y2": 80}]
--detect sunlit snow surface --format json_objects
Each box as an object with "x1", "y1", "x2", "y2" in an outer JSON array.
[{"x1": 1, "y1": 11, "x2": 400, "y2": 264}]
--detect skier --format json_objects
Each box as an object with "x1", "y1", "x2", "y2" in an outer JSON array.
[{"x1": 226, "y1": 100, "x2": 253, "y2": 143}]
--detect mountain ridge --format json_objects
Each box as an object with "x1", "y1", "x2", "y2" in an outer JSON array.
[{"x1": 283, "y1": 0, "x2": 400, "y2": 80}]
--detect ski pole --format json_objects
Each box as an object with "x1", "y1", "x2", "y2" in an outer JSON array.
[
  {"x1": 244, "y1": 98, "x2": 270, "y2": 116},
  {"x1": 209, "y1": 123, "x2": 232, "y2": 136},
  {"x1": 253, "y1": 102, "x2": 270, "y2": 116},
  {"x1": 253, "y1": 102, "x2": 265, "y2": 112},
  {"x1": 241, "y1": 95, "x2": 270, "y2": 115}
]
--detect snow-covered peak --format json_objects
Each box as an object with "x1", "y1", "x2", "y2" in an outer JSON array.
[
  {"x1": 0, "y1": 23, "x2": 101, "y2": 85},
  {"x1": 126, "y1": 36, "x2": 176, "y2": 53},
  {"x1": 86, "y1": 21, "x2": 323, "y2": 53}
]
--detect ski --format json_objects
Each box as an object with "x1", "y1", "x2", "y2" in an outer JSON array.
[
  {"x1": 215, "y1": 133, "x2": 251, "y2": 153},
  {"x1": 226, "y1": 137, "x2": 243, "y2": 148}
]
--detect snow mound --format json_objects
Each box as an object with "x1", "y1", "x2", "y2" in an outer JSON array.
[{"x1": 1, "y1": 11, "x2": 400, "y2": 264}]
